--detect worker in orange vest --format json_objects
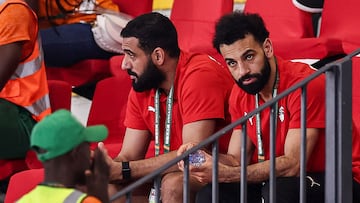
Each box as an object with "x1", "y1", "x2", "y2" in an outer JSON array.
[{"x1": 0, "y1": 0, "x2": 51, "y2": 160}]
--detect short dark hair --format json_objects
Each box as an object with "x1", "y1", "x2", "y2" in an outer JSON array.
[
  {"x1": 213, "y1": 11, "x2": 270, "y2": 53},
  {"x1": 121, "y1": 12, "x2": 180, "y2": 58}
]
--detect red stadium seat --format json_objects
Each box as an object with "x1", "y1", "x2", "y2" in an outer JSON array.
[
  {"x1": 109, "y1": 55, "x2": 125, "y2": 79},
  {"x1": 88, "y1": 69, "x2": 155, "y2": 158},
  {"x1": 318, "y1": 0, "x2": 360, "y2": 54},
  {"x1": 113, "y1": 0, "x2": 153, "y2": 17},
  {"x1": 87, "y1": 76, "x2": 131, "y2": 155},
  {"x1": 4, "y1": 169, "x2": 44, "y2": 203},
  {"x1": 0, "y1": 160, "x2": 27, "y2": 181},
  {"x1": 243, "y1": 0, "x2": 344, "y2": 61},
  {"x1": 47, "y1": 80, "x2": 72, "y2": 112},
  {"x1": 170, "y1": 0, "x2": 233, "y2": 66}
]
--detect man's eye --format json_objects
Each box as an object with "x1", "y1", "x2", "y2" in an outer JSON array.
[
  {"x1": 245, "y1": 55, "x2": 253, "y2": 60},
  {"x1": 227, "y1": 61, "x2": 237, "y2": 67}
]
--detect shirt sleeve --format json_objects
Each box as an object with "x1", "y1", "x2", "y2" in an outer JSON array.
[
  {"x1": 81, "y1": 196, "x2": 102, "y2": 203},
  {"x1": 180, "y1": 62, "x2": 231, "y2": 124},
  {"x1": 288, "y1": 74, "x2": 326, "y2": 129},
  {"x1": 229, "y1": 86, "x2": 244, "y2": 130},
  {"x1": 0, "y1": 3, "x2": 36, "y2": 45}
]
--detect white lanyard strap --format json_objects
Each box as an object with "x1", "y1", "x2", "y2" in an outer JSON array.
[
  {"x1": 255, "y1": 64, "x2": 279, "y2": 163},
  {"x1": 154, "y1": 86, "x2": 174, "y2": 156}
]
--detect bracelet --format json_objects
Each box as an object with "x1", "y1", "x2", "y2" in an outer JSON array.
[{"x1": 122, "y1": 161, "x2": 131, "y2": 180}]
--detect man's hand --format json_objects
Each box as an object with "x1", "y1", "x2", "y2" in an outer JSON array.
[
  {"x1": 85, "y1": 148, "x2": 110, "y2": 203},
  {"x1": 177, "y1": 142, "x2": 214, "y2": 184},
  {"x1": 98, "y1": 142, "x2": 127, "y2": 183}
]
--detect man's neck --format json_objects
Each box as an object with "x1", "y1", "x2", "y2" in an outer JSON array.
[{"x1": 158, "y1": 58, "x2": 178, "y2": 95}]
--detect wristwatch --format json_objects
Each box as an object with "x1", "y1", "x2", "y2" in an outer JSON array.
[{"x1": 122, "y1": 161, "x2": 131, "y2": 180}]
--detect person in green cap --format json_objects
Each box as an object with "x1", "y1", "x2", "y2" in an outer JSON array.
[{"x1": 17, "y1": 109, "x2": 110, "y2": 203}]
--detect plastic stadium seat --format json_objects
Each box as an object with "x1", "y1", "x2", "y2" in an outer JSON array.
[
  {"x1": 244, "y1": 0, "x2": 315, "y2": 39},
  {"x1": 113, "y1": 0, "x2": 153, "y2": 18},
  {"x1": 109, "y1": 54, "x2": 124, "y2": 78},
  {"x1": 4, "y1": 169, "x2": 44, "y2": 203},
  {"x1": 89, "y1": 65, "x2": 155, "y2": 158},
  {"x1": 47, "y1": 80, "x2": 72, "y2": 111},
  {"x1": 45, "y1": 0, "x2": 153, "y2": 87},
  {"x1": 318, "y1": 0, "x2": 360, "y2": 54},
  {"x1": 0, "y1": 160, "x2": 27, "y2": 181},
  {"x1": 244, "y1": 0, "x2": 344, "y2": 60},
  {"x1": 87, "y1": 76, "x2": 131, "y2": 156},
  {"x1": 170, "y1": 0, "x2": 233, "y2": 66},
  {"x1": 46, "y1": 60, "x2": 111, "y2": 87}
]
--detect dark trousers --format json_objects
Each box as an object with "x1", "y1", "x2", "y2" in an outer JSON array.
[
  {"x1": 196, "y1": 172, "x2": 325, "y2": 203},
  {"x1": 353, "y1": 179, "x2": 360, "y2": 202},
  {"x1": 40, "y1": 23, "x2": 116, "y2": 67},
  {"x1": 0, "y1": 98, "x2": 36, "y2": 159}
]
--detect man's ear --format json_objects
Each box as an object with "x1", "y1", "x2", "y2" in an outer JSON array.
[
  {"x1": 151, "y1": 47, "x2": 165, "y2": 65},
  {"x1": 263, "y1": 38, "x2": 274, "y2": 58}
]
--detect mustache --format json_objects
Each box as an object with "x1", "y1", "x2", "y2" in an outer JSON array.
[
  {"x1": 239, "y1": 74, "x2": 257, "y2": 82},
  {"x1": 127, "y1": 69, "x2": 138, "y2": 77}
]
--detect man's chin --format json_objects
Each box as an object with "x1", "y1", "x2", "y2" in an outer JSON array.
[
  {"x1": 238, "y1": 84, "x2": 261, "y2": 95},
  {"x1": 132, "y1": 84, "x2": 153, "y2": 92}
]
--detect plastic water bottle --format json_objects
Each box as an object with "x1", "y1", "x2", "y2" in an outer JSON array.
[{"x1": 189, "y1": 150, "x2": 205, "y2": 167}]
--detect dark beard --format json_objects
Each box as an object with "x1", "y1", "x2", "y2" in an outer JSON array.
[
  {"x1": 236, "y1": 57, "x2": 271, "y2": 95},
  {"x1": 128, "y1": 59, "x2": 166, "y2": 92}
]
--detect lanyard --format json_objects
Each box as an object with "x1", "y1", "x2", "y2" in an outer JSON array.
[
  {"x1": 254, "y1": 65, "x2": 279, "y2": 163},
  {"x1": 154, "y1": 86, "x2": 174, "y2": 156}
]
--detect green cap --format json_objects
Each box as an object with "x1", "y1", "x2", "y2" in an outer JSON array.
[{"x1": 30, "y1": 109, "x2": 108, "y2": 162}]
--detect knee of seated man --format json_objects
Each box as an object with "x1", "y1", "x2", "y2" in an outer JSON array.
[{"x1": 161, "y1": 172, "x2": 183, "y2": 199}]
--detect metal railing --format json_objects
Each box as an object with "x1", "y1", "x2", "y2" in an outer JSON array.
[{"x1": 110, "y1": 48, "x2": 359, "y2": 203}]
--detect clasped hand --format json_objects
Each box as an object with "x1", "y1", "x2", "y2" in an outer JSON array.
[{"x1": 177, "y1": 142, "x2": 214, "y2": 184}]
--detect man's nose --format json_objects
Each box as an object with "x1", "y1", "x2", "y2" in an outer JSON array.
[{"x1": 121, "y1": 56, "x2": 130, "y2": 70}]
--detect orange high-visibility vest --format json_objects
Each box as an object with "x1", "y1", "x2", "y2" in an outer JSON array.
[{"x1": 0, "y1": 0, "x2": 51, "y2": 121}]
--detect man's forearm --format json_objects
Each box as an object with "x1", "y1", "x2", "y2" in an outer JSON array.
[
  {"x1": 245, "y1": 156, "x2": 300, "y2": 184},
  {"x1": 218, "y1": 156, "x2": 299, "y2": 183},
  {"x1": 110, "y1": 151, "x2": 179, "y2": 181}
]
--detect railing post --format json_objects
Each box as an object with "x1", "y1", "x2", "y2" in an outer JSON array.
[
  {"x1": 212, "y1": 140, "x2": 219, "y2": 203},
  {"x1": 300, "y1": 86, "x2": 307, "y2": 203},
  {"x1": 183, "y1": 157, "x2": 190, "y2": 203},
  {"x1": 337, "y1": 59, "x2": 353, "y2": 203},
  {"x1": 269, "y1": 105, "x2": 277, "y2": 203},
  {"x1": 240, "y1": 124, "x2": 247, "y2": 203},
  {"x1": 325, "y1": 59, "x2": 353, "y2": 203}
]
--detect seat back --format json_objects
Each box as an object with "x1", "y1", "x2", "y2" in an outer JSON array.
[
  {"x1": 0, "y1": 160, "x2": 27, "y2": 181},
  {"x1": 45, "y1": 58, "x2": 111, "y2": 87},
  {"x1": 112, "y1": 0, "x2": 153, "y2": 17},
  {"x1": 242, "y1": 0, "x2": 346, "y2": 60},
  {"x1": 170, "y1": 0, "x2": 233, "y2": 65},
  {"x1": 47, "y1": 80, "x2": 72, "y2": 112},
  {"x1": 244, "y1": 0, "x2": 314, "y2": 39},
  {"x1": 4, "y1": 169, "x2": 44, "y2": 203},
  {"x1": 319, "y1": 0, "x2": 360, "y2": 53},
  {"x1": 87, "y1": 75, "x2": 132, "y2": 156}
]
